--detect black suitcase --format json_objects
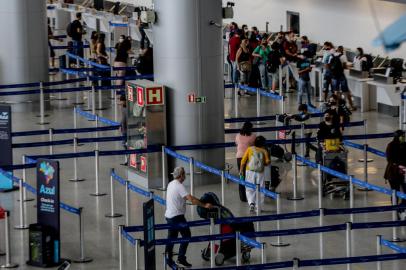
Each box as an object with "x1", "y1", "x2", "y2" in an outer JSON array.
[{"x1": 270, "y1": 144, "x2": 285, "y2": 159}]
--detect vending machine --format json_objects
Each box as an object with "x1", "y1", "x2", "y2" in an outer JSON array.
[{"x1": 126, "y1": 80, "x2": 166, "y2": 189}]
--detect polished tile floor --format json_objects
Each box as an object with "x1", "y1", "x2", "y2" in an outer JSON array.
[{"x1": 1, "y1": 77, "x2": 406, "y2": 270}]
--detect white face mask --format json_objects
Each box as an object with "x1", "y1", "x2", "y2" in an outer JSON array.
[{"x1": 119, "y1": 38, "x2": 124, "y2": 43}]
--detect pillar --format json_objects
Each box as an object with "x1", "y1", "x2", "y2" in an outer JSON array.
[
  {"x1": 0, "y1": 0, "x2": 49, "y2": 108},
  {"x1": 153, "y1": 0, "x2": 225, "y2": 185}
]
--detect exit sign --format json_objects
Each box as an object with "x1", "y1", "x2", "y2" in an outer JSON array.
[{"x1": 187, "y1": 93, "x2": 206, "y2": 104}]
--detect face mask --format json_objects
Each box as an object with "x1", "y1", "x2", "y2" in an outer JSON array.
[{"x1": 119, "y1": 38, "x2": 124, "y2": 42}]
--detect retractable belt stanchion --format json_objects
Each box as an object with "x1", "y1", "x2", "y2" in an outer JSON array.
[
  {"x1": 114, "y1": 87, "x2": 118, "y2": 122},
  {"x1": 95, "y1": 115, "x2": 100, "y2": 150},
  {"x1": 90, "y1": 150, "x2": 106, "y2": 197},
  {"x1": 286, "y1": 65, "x2": 291, "y2": 93},
  {"x1": 14, "y1": 170, "x2": 28, "y2": 230},
  {"x1": 69, "y1": 137, "x2": 85, "y2": 182},
  {"x1": 134, "y1": 239, "x2": 139, "y2": 270},
  {"x1": 261, "y1": 243, "x2": 267, "y2": 264},
  {"x1": 21, "y1": 155, "x2": 34, "y2": 202},
  {"x1": 83, "y1": 76, "x2": 92, "y2": 111},
  {"x1": 234, "y1": 85, "x2": 239, "y2": 118},
  {"x1": 255, "y1": 88, "x2": 265, "y2": 125},
  {"x1": 403, "y1": 93, "x2": 406, "y2": 131},
  {"x1": 210, "y1": 217, "x2": 215, "y2": 268},
  {"x1": 235, "y1": 231, "x2": 241, "y2": 267},
  {"x1": 105, "y1": 169, "x2": 123, "y2": 218},
  {"x1": 400, "y1": 98, "x2": 403, "y2": 131},
  {"x1": 358, "y1": 120, "x2": 372, "y2": 191},
  {"x1": 297, "y1": 124, "x2": 306, "y2": 167},
  {"x1": 319, "y1": 69, "x2": 324, "y2": 103},
  {"x1": 271, "y1": 193, "x2": 290, "y2": 247},
  {"x1": 346, "y1": 222, "x2": 352, "y2": 270},
  {"x1": 275, "y1": 115, "x2": 279, "y2": 140},
  {"x1": 292, "y1": 258, "x2": 299, "y2": 270},
  {"x1": 110, "y1": 66, "x2": 115, "y2": 101},
  {"x1": 161, "y1": 146, "x2": 167, "y2": 191},
  {"x1": 256, "y1": 183, "x2": 261, "y2": 231},
  {"x1": 221, "y1": 171, "x2": 225, "y2": 206},
  {"x1": 91, "y1": 84, "x2": 96, "y2": 116},
  {"x1": 73, "y1": 58, "x2": 84, "y2": 106},
  {"x1": 318, "y1": 164, "x2": 323, "y2": 209},
  {"x1": 73, "y1": 207, "x2": 93, "y2": 263},
  {"x1": 281, "y1": 95, "x2": 285, "y2": 115},
  {"x1": 279, "y1": 65, "x2": 283, "y2": 96},
  {"x1": 118, "y1": 225, "x2": 124, "y2": 270},
  {"x1": 1, "y1": 211, "x2": 18, "y2": 268},
  {"x1": 349, "y1": 176, "x2": 355, "y2": 222},
  {"x1": 376, "y1": 235, "x2": 382, "y2": 270},
  {"x1": 189, "y1": 157, "x2": 195, "y2": 197},
  {"x1": 96, "y1": 81, "x2": 107, "y2": 111},
  {"x1": 125, "y1": 180, "x2": 130, "y2": 226},
  {"x1": 49, "y1": 128, "x2": 54, "y2": 155},
  {"x1": 358, "y1": 119, "x2": 373, "y2": 164},
  {"x1": 288, "y1": 155, "x2": 304, "y2": 201},
  {"x1": 37, "y1": 82, "x2": 49, "y2": 125},
  {"x1": 390, "y1": 190, "x2": 405, "y2": 242},
  {"x1": 319, "y1": 208, "x2": 325, "y2": 260}
]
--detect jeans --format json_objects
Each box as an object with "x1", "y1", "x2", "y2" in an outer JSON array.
[
  {"x1": 165, "y1": 215, "x2": 191, "y2": 260},
  {"x1": 323, "y1": 71, "x2": 332, "y2": 93},
  {"x1": 332, "y1": 75, "x2": 349, "y2": 92},
  {"x1": 298, "y1": 79, "x2": 312, "y2": 105},
  {"x1": 231, "y1": 61, "x2": 240, "y2": 84},
  {"x1": 258, "y1": 63, "x2": 270, "y2": 89},
  {"x1": 72, "y1": 40, "x2": 84, "y2": 58}
]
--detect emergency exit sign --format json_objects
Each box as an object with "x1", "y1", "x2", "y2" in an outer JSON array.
[{"x1": 188, "y1": 93, "x2": 206, "y2": 104}]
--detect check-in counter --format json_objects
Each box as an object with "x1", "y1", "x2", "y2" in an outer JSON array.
[
  {"x1": 366, "y1": 81, "x2": 406, "y2": 116},
  {"x1": 346, "y1": 73, "x2": 375, "y2": 112}
]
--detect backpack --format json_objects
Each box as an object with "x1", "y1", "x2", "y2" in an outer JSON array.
[
  {"x1": 362, "y1": 54, "x2": 374, "y2": 71},
  {"x1": 329, "y1": 55, "x2": 344, "y2": 76},
  {"x1": 270, "y1": 166, "x2": 281, "y2": 189},
  {"x1": 66, "y1": 22, "x2": 73, "y2": 37},
  {"x1": 248, "y1": 147, "x2": 264, "y2": 172},
  {"x1": 266, "y1": 51, "x2": 280, "y2": 73}
]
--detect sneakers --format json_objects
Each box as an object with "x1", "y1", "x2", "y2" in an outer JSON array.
[
  {"x1": 249, "y1": 203, "x2": 256, "y2": 213},
  {"x1": 399, "y1": 211, "x2": 406, "y2": 221},
  {"x1": 177, "y1": 258, "x2": 192, "y2": 268}
]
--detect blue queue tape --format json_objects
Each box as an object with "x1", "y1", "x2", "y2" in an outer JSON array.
[
  {"x1": 224, "y1": 173, "x2": 256, "y2": 190},
  {"x1": 164, "y1": 148, "x2": 190, "y2": 162},
  {"x1": 320, "y1": 165, "x2": 350, "y2": 181},
  {"x1": 123, "y1": 219, "x2": 211, "y2": 233},
  {"x1": 13, "y1": 139, "x2": 73, "y2": 149},
  {"x1": 111, "y1": 171, "x2": 127, "y2": 186},
  {"x1": 109, "y1": 21, "x2": 128, "y2": 27},
  {"x1": 23, "y1": 182, "x2": 37, "y2": 195},
  {"x1": 0, "y1": 89, "x2": 40, "y2": 96},
  {"x1": 194, "y1": 161, "x2": 222, "y2": 177},
  {"x1": 0, "y1": 82, "x2": 39, "y2": 89},
  {"x1": 239, "y1": 234, "x2": 262, "y2": 249},
  {"x1": 60, "y1": 203, "x2": 80, "y2": 215},
  {"x1": 299, "y1": 253, "x2": 406, "y2": 267},
  {"x1": 248, "y1": 224, "x2": 347, "y2": 239},
  {"x1": 0, "y1": 169, "x2": 20, "y2": 185},
  {"x1": 224, "y1": 84, "x2": 235, "y2": 89},
  {"x1": 27, "y1": 151, "x2": 95, "y2": 161},
  {"x1": 12, "y1": 130, "x2": 49, "y2": 137},
  {"x1": 260, "y1": 187, "x2": 278, "y2": 200},
  {"x1": 259, "y1": 89, "x2": 284, "y2": 101},
  {"x1": 381, "y1": 238, "x2": 406, "y2": 253},
  {"x1": 295, "y1": 155, "x2": 318, "y2": 169},
  {"x1": 75, "y1": 108, "x2": 96, "y2": 121},
  {"x1": 352, "y1": 178, "x2": 393, "y2": 196},
  {"x1": 66, "y1": 52, "x2": 110, "y2": 70},
  {"x1": 25, "y1": 157, "x2": 37, "y2": 165},
  {"x1": 324, "y1": 205, "x2": 406, "y2": 216},
  {"x1": 367, "y1": 146, "x2": 386, "y2": 158},
  {"x1": 351, "y1": 220, "x2": 406, "y2": 230},
  {"x1": 128, "y1": 182, "x2": 151, "y2": 198},
  {"x1": 121, "y1": 229, "x2": 137, "y2": 246},
  {"x1": 44, "y1": 77, "x2": 87, "y2": 86},
  {"x1": 343, "y1": 140, "x2": 364, "y2": 151},
  {"x1": 224, "y1": 113, "x2": 324, "y2": 124},
  {"x1": 152, "y1": 194, "x2": 166, "y2": 206},
  {"x1": 191, "y1": 261, "x2": 294, "y2": 270}
]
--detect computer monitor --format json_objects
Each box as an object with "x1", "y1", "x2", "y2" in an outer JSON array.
[{"x1": 94, "y1": 0, "x2": 104, "y2": 10}]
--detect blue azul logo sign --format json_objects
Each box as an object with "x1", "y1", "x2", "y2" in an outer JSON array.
[{"x1": 0, "y1": 112, "x2": 8, "y2": 120}]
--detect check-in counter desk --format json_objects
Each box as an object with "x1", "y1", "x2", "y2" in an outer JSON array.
[
  {"x1": 346, "y1": 72, "x2": 375, "y2": 112},
  {"x1": 366, "y1": 80, "x2": 405, "y2": 116}
]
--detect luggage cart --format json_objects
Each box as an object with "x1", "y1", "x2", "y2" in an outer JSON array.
[{"x1": 322, "y1": 150, "x2": 349, "y2": 199}]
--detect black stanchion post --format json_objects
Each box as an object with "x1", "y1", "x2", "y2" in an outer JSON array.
[
  {"x1": 37, "y1": 81, "x2": 49, "y2": 125},
  {"x1": 69, "y1": 137, "x2": 85, "y2": 182},
  {"x1": 105, "y1": 169, "x2": 123, "y2": 218},
  {"x1": 346, "y1": 222, "x2": 352, "y2": 270},
  {"x1": 73, "y1": 207, "x2": 93, "y2": 263},
  {"x1": 376, "y1": 235, "x2": 382, "y2": 270},
  {"x1": 271, "y1": 193, "x2": 290, "y2": 247},
  {"x1": 288, "y1": 155, "x2": 304, "y2": 201},
  {"x1": 1, "y1": 211, "x2": 18, "y2": 268},
  {"x1": 14, "y1": 175, "x2": 28, "y2": 230},
  {"x1": 90, "y1": 150, "x2": 106, "y2": 197},
  {"x1": 235, "y1": 231, "x2": 241, "y2": 267},
  {"x1": 49, "y1": 128, "x2": 54, "y2": 155}
]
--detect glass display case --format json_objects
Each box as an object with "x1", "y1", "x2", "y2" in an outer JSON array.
[{"x1": 126, "y1": 80, "x2": 166, "y2": 189}]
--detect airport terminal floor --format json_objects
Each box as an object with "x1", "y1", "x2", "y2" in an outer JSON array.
[{"x1": 1, "y1": 74, "x2": 406, "y2": 269}]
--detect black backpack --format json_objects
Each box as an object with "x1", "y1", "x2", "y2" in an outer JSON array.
[
  {"x1": 329, "y1": 55, "x2": 344, "y2": 76},
  {"x1": 362, "y1": 54, "x2": 374, "y2": 71},
  {"x1": 66, "y1": 22, "x2": 73, "y2": 37},
  {"x1": 270, "y1": 166, "x2": 281, "y2": 189},
  {"x1": 266, "y1": 51, "x2": 280, "y2": 73}
]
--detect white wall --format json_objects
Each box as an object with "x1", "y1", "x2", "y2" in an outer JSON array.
[{"x1": 227, "y1": 0, "x2": 406, "y2": 58}]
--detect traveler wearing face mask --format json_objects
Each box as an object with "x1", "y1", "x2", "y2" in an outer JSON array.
[
  {"x1": 291, "y1": 104, "x2": 318, "y2": 157},
  {"x1": 317, "y1": 110, "x2": 342, "y2": 145},
  {"x1": 241, "y1": 24, "x2": 249, "y2": 39},
  {"x1": 296, "y1": 51, "x2": 315, "y2": 107},
  {"x1": 325, "y1": 94, "x2": 350, "y2": 132},
  {"x1": 384, "y1": 130, "x2": 406, "y2": 220},
  {"x1": 322, "y1": 42, "x2": 335, "y2": 102},
  {"x1": 353, "y1": 47, "x2": 368, "y2": 71},
  {"x1": 252, "y1": 37, "x2": 271, "y2": 89}
]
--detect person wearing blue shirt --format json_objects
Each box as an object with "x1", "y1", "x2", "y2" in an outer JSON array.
[{"x1": 297, "y1": 52, "x2": 315, "y2": 107}]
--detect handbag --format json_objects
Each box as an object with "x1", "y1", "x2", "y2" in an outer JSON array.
[{"x1": 240, "y1": 61, "x2": 252, "y2": 73}]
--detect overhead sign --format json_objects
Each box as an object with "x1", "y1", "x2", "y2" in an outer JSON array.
[
  {"x1": 143, "y1": 199, "x2": 156, "y2": 270},
  {"x1": 36, "y1": 159, "x2": 60, "y2": 262},
  {"x1": 0, "y1": 105, "x2": 13, "y2": 191}
]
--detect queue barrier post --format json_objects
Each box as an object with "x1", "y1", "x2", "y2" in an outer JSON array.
[
  {"x1": 125, "y1": 180, "x2": 130, "y2": 226},
  {"x1": 49, "y1": 128, "x2": 54, "y2": 155},
  {"x1": 358, "y1": 119, "x2": 373, "y2": 164},
  {"x1": 105, "y1": 169, "x2": 123, "y2": 218},
  {"x1": 349, "y1": 176, "x2": 354, "y2": 222},
  {"x1": 69, "y1": 137, "x2": 85, "y2": 182},
  {"x1": 319, "y1": 208, "x2": 325, "y2": 260},
  {"x1": 235, "y1": 231, "x2": 241, "y2": 267},
  {"x1": 90, "y1": 150, "x2": 106, "y2": 197},
  {"x1": 390, "y1": 189, "x2": 405, "y2": 242},
  {"x1": 317, "y1": 164, "x2": 323, "y2": 209},
  {"x1": 110, "y1": 66, "x2": 115, "y2": 101},
  {"x1": 73, "y1": 106, "x2": 78, "y2": 138},
  {"x1": 189, "y1": 157, "x2": 195, "y2": 196},
  {"x1": 281, "y1": 95, "x2": 285, "y2": 115},
  {"x1": 318, "y1": 68, "x2": 324, "y2": 103},
  {"x1": 300, "y1": 124, "x2": 305, "y2": 159},
  {"x1": 275, "y1": 115, "x2": 279, "y2": 140},
  {"x1": 73, "y1": 207, "x2": 93, "y2": 263},
  {"x1": 163, "y1": 253, "x2": 167, "y2": 270},
  {"x1": 292, "y1": 258, "x2": 299, "y2": 270},
  {"x1": 37, "y1": 81, "x2": 49, "y2": 125},
  {"x1": 118, "y1": 225, "x2": 124, "y2": 270},
  {"x1": 279, "y1": 65, "x2": 283, "y2": 98},
  {"x1": 161, "y1": 146, "x2": 167, "y2": 191},
  {"x1": 403, "y1": 95, "x2": 406, "y2": 131},
  {"x1": 210, "y1": 217, "x2": 215, "y2": 268},
  {"x1": 271, "y1": 193, "x2": 290, "y2": 247},
  {"x1": 73, "y1": 58, "x2": 84, "y2": 106},
  {"x1": 134, "y1": 239, "x2": 139, "y2": 270},
  {"x1": 91, "y1": 85, "x2": 96, "y2": 115},
  {"x1": 261, "y1": 243, "x2": 267, "y2": 264},
  {"x1": 346, "y1": 222, "x2": 352, "y2": 270},
  {"x1": 83, "y1": 76, "x2": 92, "y2": 111},
  {"x1": 376, "y1": 235, "x2": 382, "y2": 270},
  {"x1": 221, "y1": 171, "x2": 225, "y2": 206},
  {"x1": 96, "y1": 81, "x2": 106, "y2": 111},
  {"x1": 1, "y1": 211, "x2": 18, "y2": 268},
  {"x1": 14, "y1": 169, "x2": 28, "y2": 230},
  {"x1": 95, "y1": 115, "x2": 99, "y2": 150},
  {"x1": 234, "y1": 85, "x2": 239, "y2": 118},
  {"x1": 114, "y1": 88, "x2": 118, "y2": 122},
  {"x1": 287, "y1": 155, "x2": 304, "y2": 201},
  {"x1": 256, "y1": 183, "x2": 261, "y2": 232},
  {"x1": 256, "y1": 88, "x2": 263, "y2": 126},
  {"x1": 21, "y1": 155, "x2": 34, "y2": 202}
]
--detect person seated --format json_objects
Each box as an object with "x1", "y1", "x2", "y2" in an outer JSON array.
[{"x1": 317, "y1": 109, "x2": 343, "y2": 154}]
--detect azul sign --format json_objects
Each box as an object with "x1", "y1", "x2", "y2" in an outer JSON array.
[
  {"x1": 0, "y1": 105, "x2": 13, "y2": 191},
  {"x1": 0, "y1": 112, "x2": 9, "y2": 120}
]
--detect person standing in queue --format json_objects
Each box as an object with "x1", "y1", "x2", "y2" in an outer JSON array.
[
  {"x1": 384, "y1": 130, "x2": 406, "y2": 220},
  {"x1": 235, "y1": 122, "x2": 256, "y2": 202},
  {"x1": 67, "y1": 13, "x2": 85, "y2": 58},
  {"x1": 239, "y1": 136, "x2": 271, "y2": 212},
  {"x1": 165, "y1": 167, "x2": 212, "y2": 268}
]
